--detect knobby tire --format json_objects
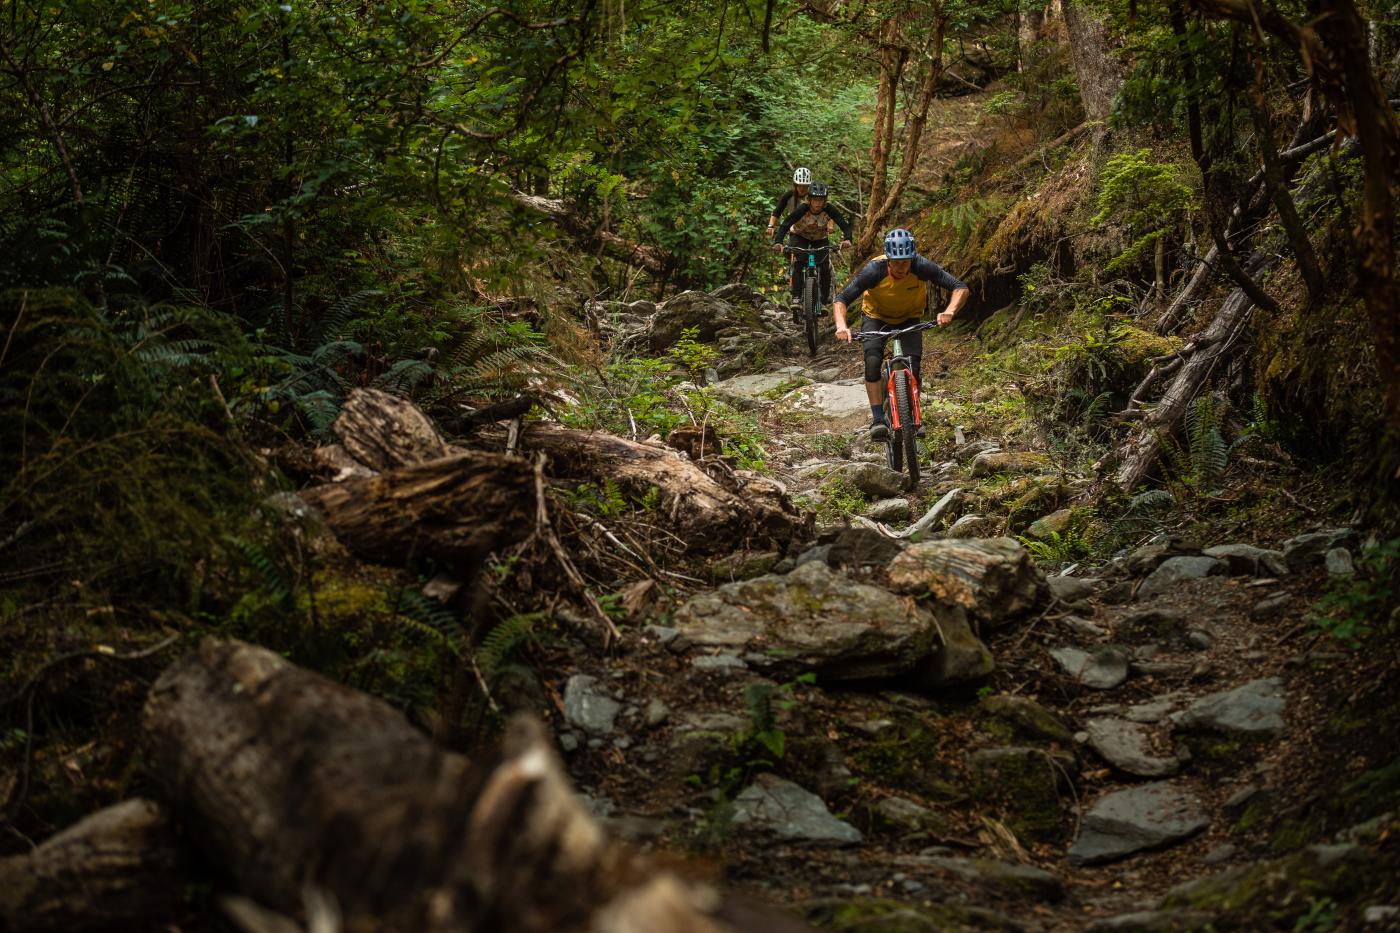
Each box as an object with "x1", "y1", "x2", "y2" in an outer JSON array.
[
  {"x1": 803, "y1": 273, "x2": 818, "y2": 356},
  {"x1": 892, "y1": 369, "x2": 919, "y2": 490},
  {"x1": 884, "y1": 377, "x2": 902, "y2": 474}
]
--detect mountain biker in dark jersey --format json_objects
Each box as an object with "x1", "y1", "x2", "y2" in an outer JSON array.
[
  {"x1": 766, "y1": 167, "x2": 812, "y2": 239},
  {"x1": 771, "y1": 181, "x2": 852, "y2": 316},
  {"x1": 833, "y1": 228, "x2": 970, "y2": 440}
]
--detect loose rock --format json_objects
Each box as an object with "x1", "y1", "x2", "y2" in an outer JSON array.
[
  {"x1": 1202, "y1": 543, "x2": 1289, "y2": 577},
  {"x1": 1085, "y1": 717, "x2": 1180, "y2": 777},
  {"x1": 1281, "y1": 527, "x2": 1356, "y2": 571},
  {"x1": 1068, "y1": 782, "x2": 1210, "y2": 865},
  {"x1": 1138, "y1": 556, "x2": 1225, "y2": 599},
  {"x1": 1050, "y1": 646, "x2": 1131, "y2": 689},
  {"x1": 1251, "y1": 593, "x2": 1291, "y2": 620},
  {"x1": 1325, "y1": 547, "x2": 1356, "y2": 577},
  {"x1": 1170, "y1": 677, "x2": 1286, "y2": 736},
  {"x1": 1047, "y1": 574, "x2": 1101, "y2": 603},
  {"x1": 979, "y1": 695, "x2": 1075, "y2": 746},
  {"x1": 865, "y1": 497, "x2": 912, "y2": 523},
  {"x1": 885, "y1": 537, "x2": 1045, "y2": 627},
  {"x1": 563, "y1": 674, "x2": 622, "y2": 736},
  {"x1": 1027, "y1": 508, "x2": 1074, "y2": 540},
  {"x1": 730, "y1": 774, "x2": 862, "y2": 846},
  {"x1": 969, "y1": 450, "x2": 1053, "y2": 478}
]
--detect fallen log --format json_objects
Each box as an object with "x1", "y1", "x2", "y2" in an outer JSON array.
[
  {"x1": 333, "y1": 387, "x2": 453, "y2": 472},
  {"x1": 299, "y1": 451, "x2": 536, "y2": 567},
  {"x1": 0, "y1": 799, "x2": 186, "y2": 932},
  {"x1": 522, "y1": 422, "x2": 808, "y2": 554},
  {"x1": 142, "y1": 638, "x2": 810, "y2": 933}
]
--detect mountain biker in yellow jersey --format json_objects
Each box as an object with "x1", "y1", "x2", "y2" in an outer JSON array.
[
  {"x1": 766, "y1": 167, "x2": 812, "y2": 240},
  {"x1": 771, "y1": 181, "x2": 852, "y2": 318},
  {"x1": 833, "y1": 228, "x2": 970, "y2": 440}
]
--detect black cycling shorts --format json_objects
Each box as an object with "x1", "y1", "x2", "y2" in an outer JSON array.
[{"x1": 860, "y1": 317, "x2": 922, "y2": 384}]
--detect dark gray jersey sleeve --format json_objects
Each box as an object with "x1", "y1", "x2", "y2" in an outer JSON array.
[
  {"x1": 913, "y1": 256, "x2": 966, "y2": 291},
  {"x1": 827, "y1": 206, "x2": 853, "y2": 241},
  {"x1": 835, "y1": 260, "x2": 889, "y2": 306},
  {"x1": 774, "y1": 203, "x2": 811, "y2": 242}
]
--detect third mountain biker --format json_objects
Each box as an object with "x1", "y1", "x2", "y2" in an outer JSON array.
[
  {"x1": 771, "y1": 181, "x2": 852, "y2": 318},
  {"x1": 833, "y1": 228, "x2": 970, "y2": 440}
]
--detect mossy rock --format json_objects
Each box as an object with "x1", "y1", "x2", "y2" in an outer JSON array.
[
  {"x1": 967, "y1": 746, "x2": 1073, "y2": 842},
  {"x1": 850, "y1": 718, "x2": 965, "y2": 803},
  {"x1": 1160, "y1": 844, "x2": 1390, "y2": 929},
  {"x1": 978, "y1": 695, "x2": 1075, "y2": 747},
  {"x1": 1114, "y1": 325, "x2": 1181, "y2": 365},
  {"x1": 803, "y1": 897, "x2": 1022, "y2": 932}
]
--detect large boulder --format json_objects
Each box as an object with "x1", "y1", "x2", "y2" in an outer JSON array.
[
  {"x1": 1169, "y1": 678, "x2": 1286, "y2": 736},
  {"x1": 885, "y1": 538, "x2": 1046, "y2": 627},
  {"x1": 670, "y1": 561, "x2": 940, "y2": 681},
  {"x1": 647, "y1": 290, "x2": 760, "y2": 350}
]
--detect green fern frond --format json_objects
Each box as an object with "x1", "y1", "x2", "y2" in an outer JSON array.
[
  {"x1": 395, "y1": 589, "x2": 466, "y2": 652},
  {"x1": 374, "y1": 358, "x2": 434, "y2": 396},
  {"x1": 224, "y1": 535, "x2": 292, "y2": 603},
  {"x1": 478, "y1": 612, "x2": 543, "y2": 676},
  {"x1": 317, "y1": 289, "x2": 383, "y2": 341}
]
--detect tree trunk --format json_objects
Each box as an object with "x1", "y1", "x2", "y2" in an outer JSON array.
[
  {"x1": 1061, "y1": 0, "x2": 1124, "y2": 137},
  {"x1": 0, "y1": 799, "x2": 186, "y2": 932},
  {"x1": 521, "y1": 423, "x2": 808, "y2": 554},
  {"x1": 141, "y1": 638, "x2": 811, "y2": 933},
  {"x1": 299, "y1": 451, "x2": 537, "y2": 567}
]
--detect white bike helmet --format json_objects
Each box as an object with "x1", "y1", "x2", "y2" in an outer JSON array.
[{"x1": 793, "y1": 167, "x2": 812, "y2": 185}]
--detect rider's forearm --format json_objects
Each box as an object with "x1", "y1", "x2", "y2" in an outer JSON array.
[
  {"x1": 834, "y1": 302, "x2": 849, "y2": 329},
  {"x1": 945, "y1": 287, "x2": 970, "y2": 317}
]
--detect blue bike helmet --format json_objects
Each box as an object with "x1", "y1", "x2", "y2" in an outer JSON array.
[
  {"x1": 809, "y1": 181, "x2": 829, "y2": 197},
  {"x1": 884, "y1": 228, "x2": 917, "y2": 259}
]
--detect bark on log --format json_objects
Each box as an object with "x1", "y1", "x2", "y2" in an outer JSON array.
[
  {"x1": 300, "y1": 451, "x2": 535, "y2": 567},
  {"x1": 0, "y1": 799, "x2": 186, "y2": 932},
  {"x1": 883, "y1": 537, "x2": 1047, "y2": 628},
  {"x1": 511, "y1": 190, "x2": 668, "y2": 275},
  {"x1": 522, "y1": 422, "x2": 808, "y2": 554},
  {"x1": 141, "y1": 638, "x2": 810, "y2": 933},
  {"x1": 334, "y1": 388, "x2": 453, "y2": 472}
]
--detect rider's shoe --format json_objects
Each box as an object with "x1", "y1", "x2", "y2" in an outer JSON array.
[{"x1": 869, "y1": 419, "x2": 889, "y2": 442}]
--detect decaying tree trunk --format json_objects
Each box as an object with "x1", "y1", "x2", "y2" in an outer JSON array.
[
  {"x1": 334, "y1": 387, "x2": 453, "y2": 472},
  {"x1": 299, "y1": 452, "x2": 536, "y2": 567},
  {"x1": 142, "y1": 638, "x2": 810, "y2": 933},
  {"x1": 1061, "y1": 0, "x2": 1123, "y2": 137},
  {"x1": 522, "y1": 422, "x2": 808, "y2": 553},
  {"x1": 0, "y1": 799, "x2": 186, "y2": 932}
]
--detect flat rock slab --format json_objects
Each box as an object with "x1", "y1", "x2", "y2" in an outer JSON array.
[
  {"x1": 1138, "y1": 556, "x2": 1225, "y2": 598},
  {"x1": 969, "y1": 450, "x2": 1053, "y2": 478},
  {"x1": 1282, "y1": 527, "x2": 1356, "y2": 571},
  {"x1": 865, "y1": 497, "x2": 912, "y2": 523},
  {"x1": 1086, "y1": 717, "x2": 1179, "y2": 777},
  {"x1": 1170, "y1": 677, "x2": 1286, "y2": 736},
  {"x1": 1047, "y1": 575, "x2": 1101, "y2": 604},
  {"x1": 779, "y1": 381, "x2": 872, "y2": 432},
  {"x1": 731, "y1": 774, "x2": 861, "y2": 846},
  {"x1": 711, "y1": 371, "x2": 807, "y2": 407},
  {"x1": 672, "y1": 560, "x2": 939, "y2": 681},
  {"x1": 1050, "y1": 646, "x2": 1130, "y2": 689},
  {"x1": 1068, "y1": 782, "x2": 1210, "y2": 865}
]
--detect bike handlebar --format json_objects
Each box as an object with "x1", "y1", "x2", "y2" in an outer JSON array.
[{"x1": 850, "y1": 321, "x2": 941, "y2": 342}]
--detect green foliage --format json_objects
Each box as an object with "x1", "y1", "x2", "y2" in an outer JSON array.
[
  {"x1": 815, "y1": 475, "x2": 868, "y2": 523},
  {"x1": 1093, "y1": 149, "x2": 1194, "y2": 273},
  {"x1": 1309, "y1": 539, "x2": 1400, "y2": 648},
  {"x1": 478, "y1": 613, "x2": 545, "y2": 677},
  {"x1": 667, "y1": 327, "x2": 720, "y2": 382},
  {"x1": 1161, "y1": 395, "x2": 1229, "y2": 495},
  {"x1": 1018, "y1": 526, "x2": 1091, "y2": 563}
]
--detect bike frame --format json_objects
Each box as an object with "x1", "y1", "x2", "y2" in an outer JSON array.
[
  {"x1": 784, "y1": 244, "x2": 839, "y2": 300},
  {"x1": 883, "y1": 337, "x2": 922, "y2": 432}
]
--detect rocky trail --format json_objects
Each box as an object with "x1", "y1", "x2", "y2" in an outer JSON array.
[{"x1": 558, "y1": 285, "x2": 1400, "y2": 931}]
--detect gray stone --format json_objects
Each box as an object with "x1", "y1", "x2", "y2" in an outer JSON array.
[
  {"x1": 1050, "y1": 646, "x2": 1131, "y2": 689},
  {"x1": 711, "y1": 371, "x2": 807, "y2": 408},
  {"x1": 1047, "y1": 574, "x2": 1101, "y2": 603},
  {"x1": 1282, "y1": 527, "x2": 1357, "y2": 570},
  {"x1": 1116, "y1": 607, "x2": 1190, "y2": 644},
  {"x1": 648, "y1": 290, "x2": 755, "y2": 350},
  {"x1": 1124, "y1": 539, "x2": 1189, "y2": 576},
  {"x1": 690, "y1": 654, "x2": 747, "y2": 672},
  {"x1": 1203, "y1": 543, "x2": 1289, "y2": 577},
  {"x1": 1085, "y1": 717, "x2": 1179, "y2": 777},
  {"x1": 873, "y1": 795, "x2": 947, "y2": 833},
  {"x1": 946, "y1": 514, "x2": 998, "y2": 538},
  {"x1": 827, "y1": 526, "x2": 904, "y2": 569},
  {"x1": 885, "y1": 537, "x2": 1046, "y2": 627},
  {"x1": 644, "y1": 698, "x2": 670, "y2": 727},
  {"x1": 969, "y1": 449, "x2": 1053, "y2": 478},
  {"x1": 1325, "y1": 547, "x2": 1356, "y2": 577},
  {"x1": 1364, "y1": 906, "x2": 1400, "y2": 924},
  {"x1": 810, "y1": 366, "x2": 841, "y2": 383},
  {"x1": 672, "y1": 561, "x2": 942, "y2": 681},
  {"x1": 1063, "y1": 616, "x2": 1109, "y2": 639},
  {"x1": 954, "y1": 439, "x2": 1000, "y2": 462},
  {"x1": 1186, "y1": 630, "x2": 1213, "y2": 651},
  {"x1": 1138, "y1": 556, "x2": 1225, "y2": 598},
  {"x1": 1202, "y1": 843, "x2": 1237, "y2": 864},
  {"x1": 644, "y1": 625, "x2": 679, "y2": 645},
  {"x1": 730, "y1": 773, "x2": 862, "y2": 846},
  {"x1": 793, "y1": 544, "x2": 832, "y2": 568},
  {"x1": 1068, "y1": 782, "x2": 1210, "y2": 865},
  {"x1": 1100, "y1": 580, "x2": 1136, "y2": 604},
  {"x1": 1170, "y1": 677, "x2": 1286, "y2": 736},
  {"x1": 1085, "y1": 910, "x2": 1219, "y2": 932},
  {"x1": 865, "y1": 497, "x2": 912, "y2": 523},
  {"x1": 778, "y1": 381, "x2": 873, "y2": 432},
  {"x1": 558, "y1": 732, "x2": 579, "y2": 753},
  {"x1": 835, "y1": 462, "x2": 904, "y2": 499},
  {"x1": 1126, "y1": 695, "x2": 1180, "y2": 724},
  {"x1": 563, "y1": 674, "x2": 622, "y2": 736},
  {"x1": 1251, "y1": 593, "x2": 1291, "y2": 620}
]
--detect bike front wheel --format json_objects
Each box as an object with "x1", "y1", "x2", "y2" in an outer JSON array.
[
  {"x1": 803, "y1": 274, "x2": 819, "y2": 356},
  {"x1": 891, "y1": 369, "x2": 919, "y2": 490}
]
